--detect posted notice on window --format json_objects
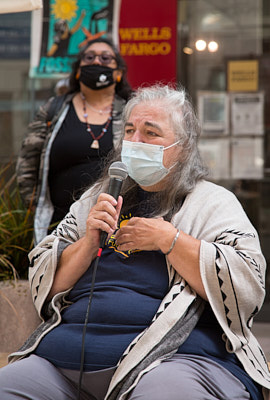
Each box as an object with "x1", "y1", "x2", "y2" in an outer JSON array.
[
  {"x1": 232, "y1": 138, "x2": 264, "y2": 179},
  {"x1": 231, "y1": 92, "x2": 264, "y2": 135}
]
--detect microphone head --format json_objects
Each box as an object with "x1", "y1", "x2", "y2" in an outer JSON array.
[{"x1": 108, "y1": 161, "x2": 128, "y2": 181}]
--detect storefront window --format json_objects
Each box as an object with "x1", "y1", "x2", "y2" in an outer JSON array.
[
  {"x1": 0, "y1": 2, "x2": 269, "y2": 320},
  {"x1": 178, "y1": 0, "x2": 270, "y2": 320},
  {"x1": 0, "y1": 12, "x2": 57, "y2": 162}
]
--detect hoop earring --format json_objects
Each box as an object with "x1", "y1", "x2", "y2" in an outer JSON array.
[
  {"x1": 76, "y1": 71, "x2": 80, "y2": 80},
  {"x1": 116, "y1": 75, "x2": 121, "y2": 83}
]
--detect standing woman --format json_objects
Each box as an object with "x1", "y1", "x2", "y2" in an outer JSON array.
[{"x1": 16, "y1": 37, "x2": 133, "y2": 243}]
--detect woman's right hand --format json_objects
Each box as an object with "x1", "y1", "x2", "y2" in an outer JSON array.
[
  {"x1": 84, "y1": 193, "x2": 123, "y2": 251},
  {"x1": 47, "y1": 193, "x2": 123, "y2": 300}
]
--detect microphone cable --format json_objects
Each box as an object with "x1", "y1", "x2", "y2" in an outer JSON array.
[
  {"x1": 76, "y1": 161, "x2": 128, "y2": 399},
  {"x1": 77, "y1": 247, "x2": 103, "y2": 400}
]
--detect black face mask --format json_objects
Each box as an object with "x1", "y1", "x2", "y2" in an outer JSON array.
[{"x1": 79, "y1": 65, "x2": 117, "y2": 90}]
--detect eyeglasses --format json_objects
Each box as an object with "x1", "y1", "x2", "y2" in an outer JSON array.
[{"x1": 81, "y1": 51, "x2": 116, "y2": 65}]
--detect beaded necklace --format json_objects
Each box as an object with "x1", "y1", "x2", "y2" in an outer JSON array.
[{"x1": 81, "y1": 93, "x2": 113, "y2": 149}]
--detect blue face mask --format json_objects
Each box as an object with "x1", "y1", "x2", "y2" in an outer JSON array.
[{"x1": 121, "y1": 140, "x2": 180, "y2": 187}]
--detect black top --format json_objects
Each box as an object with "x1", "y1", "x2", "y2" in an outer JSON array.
[{"x1": 48, "y1": 103, "x2": 113, "y2": 224}]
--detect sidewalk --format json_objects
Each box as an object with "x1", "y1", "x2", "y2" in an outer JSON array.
[{"x1": 0, "y1": 353, "x2": 8, "y2": 368}]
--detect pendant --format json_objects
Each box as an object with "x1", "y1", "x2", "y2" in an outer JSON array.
[{"x1": 91, "y1": 140, "x2": 99, "y2": 149}]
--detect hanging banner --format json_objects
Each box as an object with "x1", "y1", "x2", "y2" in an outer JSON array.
[
  {"x1": 118, "y1": 0, "x2": 177, "y2": 88},
  {"x1": 30, "y1": 0, "x2": 121, "y2": 78},
  {"x1": 0, "y1": 12, "x2": 31, "y2": 59}
]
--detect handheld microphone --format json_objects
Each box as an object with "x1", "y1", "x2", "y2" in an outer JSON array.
[{"x1": 99, "y1": 161, "x2": 128, "y2": 248}]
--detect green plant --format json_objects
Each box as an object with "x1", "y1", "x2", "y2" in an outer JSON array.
[{"x1": 0, "y1": 163, "x2": 34, "y2": 281}]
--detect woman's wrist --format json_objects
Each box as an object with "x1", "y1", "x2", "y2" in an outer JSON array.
[{"x1": 164, "y1": 229, "x2": 180, "y2": 255}]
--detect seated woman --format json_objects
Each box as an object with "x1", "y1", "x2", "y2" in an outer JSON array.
[{"x1": 1, "y1": 84, "x2": 269, "y2": 400}]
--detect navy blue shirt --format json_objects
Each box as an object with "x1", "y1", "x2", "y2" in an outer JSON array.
[
  {"x1": 35, "y1": 239, "x2": 169, "y2": 370},
  {"x1": 177, "y1": 303, "x2": 263, "y2": 400}
]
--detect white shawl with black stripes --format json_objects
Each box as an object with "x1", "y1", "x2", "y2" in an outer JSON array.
[{"x1": 9, "y1": 180, "x2": 270, "y2": 399}]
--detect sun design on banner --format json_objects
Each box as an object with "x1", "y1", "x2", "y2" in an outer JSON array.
[{"x1": 51, "y1": 0, "x2": 78, "y2": 21}]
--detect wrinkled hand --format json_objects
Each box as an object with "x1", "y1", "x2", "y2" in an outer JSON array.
[
  {"x1": 115, "y1": 217, "x2": 175, "y2": 253},
  {"x1": 48, "y1": 193, "x2": 123, "y2": 300},
  {"x1": 85, "y1": 193, "x2": 123, "y2": 249}
]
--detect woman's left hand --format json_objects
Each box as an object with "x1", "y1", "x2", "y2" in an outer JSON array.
[
  {"x1": 115, "y1": 217, "x2": 177, "y2": 253},
  {"x1": 115, "y1": 216, "x2": 207, "y2": 300}
]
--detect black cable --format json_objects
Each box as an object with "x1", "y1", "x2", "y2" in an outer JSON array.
[{"x1": 77, "y1": 247, "x2": 103, "y2": 400}]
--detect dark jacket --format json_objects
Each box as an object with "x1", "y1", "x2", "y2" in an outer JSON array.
[{"x1": 16, "y1": 93, "x2": 126, "y2": 243}]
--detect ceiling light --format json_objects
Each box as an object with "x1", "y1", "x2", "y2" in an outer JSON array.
[
  {"x1": 195, "y1": 39, "x2": 207, "y2": 51},
  {"x1": 183, "y1": 46, "x2": 193, "y2": 55},
  {"x1": 208, "y1": 41, "x2": 219, "y2": 52}
]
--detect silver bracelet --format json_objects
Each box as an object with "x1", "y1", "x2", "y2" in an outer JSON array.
[{"x1": 165, "y1": 229, "x2": 180, "y2": 255}]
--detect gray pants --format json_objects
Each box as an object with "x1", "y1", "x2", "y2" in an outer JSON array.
[{"x1": 0, "y1": 354, "x2": 251, "y2": 399}]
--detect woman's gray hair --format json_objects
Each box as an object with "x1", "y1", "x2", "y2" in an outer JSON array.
[{"x1": 96, "y1": 84, "x2": 208, "y2": 219}]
